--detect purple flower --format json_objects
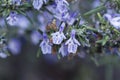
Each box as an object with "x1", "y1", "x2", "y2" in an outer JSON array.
[
  {"x1": 56, "y1": 3, "x2": 68, "y2": 14},
  {"x1": 103, "y1": 13, "x2": 120, "y2": 29},
  {"x1": 40, "y1": 33, "x2": 52, "y2": 54},
  {"x1": 59, "y1": 43, "x2": 68, "y2": 57},
  {"x1": 0, "y1": 52, "x2": 8, "y2": 58},
  {"x1": 31, "y1": 31, "x2": 42, "y2": 45},
  {"x1": 6, "y1": 11, "x2": 18, "y2": 26},
  {"x1": 53, "y1": 0, "x2": 69, "y2": 21},
  {"x1": 65, "y1": 29, "x2": 80, "y2": 53},
  {"x1": 8, "y1": 38, "x2": 21, "y2": 55},
  {"x1": 66, "y1": 12, "x2": 78, "y2": 25},
  {"x1": 33, "y1": 0, "x2": 48, "y2": 10},
  {"x1": 33, "y1": 0, "x2": 43, "y2": 10},
  {"x1": 51, "y1": 22, "x2": 66, "y2": 44},
  {"x1": 54, "y1": 12, "x2": 69, "y2": 21},
  {"x1": 110, "y1": 17, "x2": 120, "y2": 29}
]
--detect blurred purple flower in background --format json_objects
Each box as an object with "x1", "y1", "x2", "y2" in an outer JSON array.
[
  {"x1": 31, "y1": 31, "x2": 42, "y2": 45},
  {"x1": 92, "y1": 0, "x2": 100, "y2": 8},
  {"x1": 0, "y1": 52, "x2": 8, "y2": 58},
  {"x1": 0, "y1": 18, "x2": 5, "y2": 27},
  {"x1": 17, "y1": 15, "x2": 30, "y2": 29},
  {"x1": 8, "y1": 38, "x2": 22, "y2": 55}
]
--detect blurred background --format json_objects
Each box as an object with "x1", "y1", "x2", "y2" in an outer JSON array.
[{"x1": 1, "y1": 0, "x2": 120, "y2": 80}]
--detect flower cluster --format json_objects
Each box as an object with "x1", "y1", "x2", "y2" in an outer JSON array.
[{"x1": 0, "y1": 0, "x2": 120, "y2": 59}]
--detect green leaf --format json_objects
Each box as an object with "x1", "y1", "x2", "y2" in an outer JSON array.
[
  {"x1": 96, "y1": 39, "x2": 103, "y2": 43},
  {"x1": 102, "y1": 36, "x2": 109, "y2": 46},
  {"x1": 83, "y1": 5, "x2": 106, "y2": 16},
  {"x1": 91, "y1": 57, "x2": 100, "y2": 66},
  {"x1": 2, "y1": 9, "x2": 10, "y2": 17},
  {"x1": 36, "y1": 48, "x2": 41, "y2": 58},
  {"x1": 97, "y1": 12, "x2": 104, "y2": 22}
]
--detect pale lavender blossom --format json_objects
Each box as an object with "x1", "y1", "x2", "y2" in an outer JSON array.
[
  {"x1": 59, "y1": 43, "x2": 68, "y2": 57},
  {"x1": 33, "y1": 0, "x2": 48, "y2": 10},
  {"x1": 31, "y1": 31, "x2": 42, "y2": 45},
  {"x1": 0, "y1": 18, "x2": 5, "y2": 27},
  {"x1": 33, "y1": 0, "x2": 43, "y2": 10},
  {"x1": 56, "y1": 3, "x2": 68, "y2": 14},
  {"x1": 109, "y1": 17, "x2": 120, "y2": 29},
  {"x1": 54, "y1": 12, "x2": 69, "y2": 21},
  {"x1": 6, "y1": 11, "x2": 18, "y2": 26},
  {"x1": 40, "y1": 33, "x2": 52, "y2": 54},
  {"x1": 55, "y1": 0, "x2": 69, "y2": 14},
  {"x1": 8, "y1": 38, "x2": 21, "y2": 55},
  {"x1": 0, "y1": 52, "x2": 8, "y2": 58},
  {"x1": 103, "y1": 13, "x2": 120, "y2": 29},
  {"x1": 65, "y1": 29, "x2": 80, "y2": 53},
  {"x1": 51, "y1": 22, "x2": 66, "y2": 44},
  {"x1": 79, "y1": 19, "x2": 85, "y2": 26},
  {"x1": 46, "y1": 0, "x2": 69, "y2": 21},
  {"x1": 53, "y1": 0, "x2": 69, "y2": 21},
  {"x1": 66, "y1": 12, "x2": 78, "y2": 25}
]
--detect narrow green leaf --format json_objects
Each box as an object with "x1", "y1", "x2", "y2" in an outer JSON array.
[
  {"x1": 36, "y1": 48, "x2": 41, "y2": 58},
  {"x1": 83, "y1": 5, "x2": 106, "y2": 16}
]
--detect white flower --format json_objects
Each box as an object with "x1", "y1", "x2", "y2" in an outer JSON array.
[
  {"x1": 66, "y1": 12, "x2": 78, "y2": 25},
  {"x1": 33, "y1": 0, "x2": 43, "y2": 10},
  {"x1": 110, "y1": 17, "x2": 120, "y2": 29},
  {"x1": 54, "y1": 0, "x2": 69, "y2": 21},
  {"x1": 65, "y1": 30, "x2": 80, "y2": 53},
  {"x1": 6, "y1": 12, "x2": 18, "y2": 26},
  {"x1": 51, "y1": 22, "x2": 66, "y2": 44},
  {"x1": 103, "y1": 13, "x2": 120, "y2": 29},
  {"x1": 0, "y1": 52, "x2": 8, "y2": 58},
  {"x1": 56, "y1": 3, "x2": 68, "y2": 14},
  {"x1": 51, "y1": 32, "x2": 66, "y2": 44},
  {"x1": 40, "y1": 33, "x2": 52, "y2": 54},
  {"x1": 59, "y1": 43, "x2": 68, "y2": 57}
]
